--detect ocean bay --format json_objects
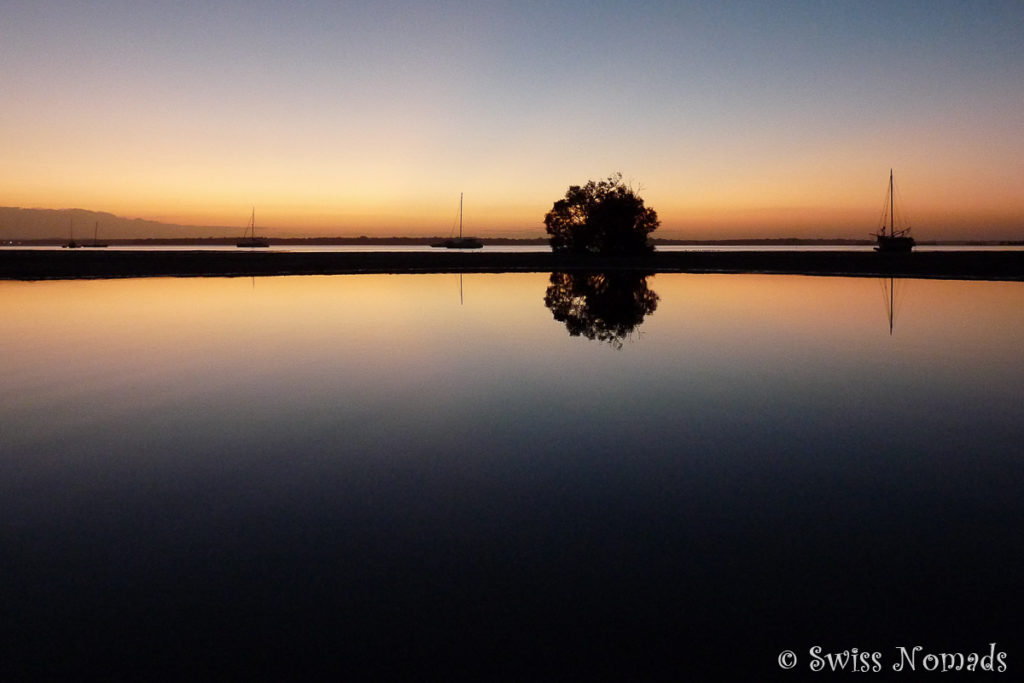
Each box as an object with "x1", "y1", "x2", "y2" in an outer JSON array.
[{"x1": 2, "y1": 273, "x2": 1022, "y2": 678}]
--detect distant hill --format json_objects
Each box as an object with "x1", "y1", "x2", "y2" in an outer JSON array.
[{"x1": 0, "y1": 207, "x2": 237, "y2": 240}]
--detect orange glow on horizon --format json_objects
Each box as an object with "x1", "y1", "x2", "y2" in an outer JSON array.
[
  {"x1": 4, "y1": 177, "x2": 1021, "y2": 240},
  {"x1": 3, "y1": 148, "x2": 1022, "y2": 240}
]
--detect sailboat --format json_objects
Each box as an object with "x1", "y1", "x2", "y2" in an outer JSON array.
[
  {"x1": 236, "y1": 208, "x2": 270, "y2": 248},
  {"x1": 62, "y1": 218, "x2": 81, "y2": 248},
  {"x1": 88, "y1": 221, "x2": 108, "y2": 248},
  {"x1": 872, "y1": 170, "x2": 915, "y2": 253},
  {"x1": 431, "y1": 193, "x2": 483, "y2": 249}
]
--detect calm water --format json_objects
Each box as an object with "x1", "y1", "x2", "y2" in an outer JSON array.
[{"x1": 2, "y1": 273, "x2": 1022, "y2": 679}]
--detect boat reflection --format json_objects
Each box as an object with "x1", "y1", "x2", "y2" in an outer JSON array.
[
  {"x1": 544, "y1": 271, "x2": 659, "y2": 348},
  {"x1": 880, "y1": 276, "x2": 906, "y2": 335}
]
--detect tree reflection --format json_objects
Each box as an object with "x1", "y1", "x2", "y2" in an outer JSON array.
[{"x1": 544, "y1": 271, "x2": 659, "y2": 349}]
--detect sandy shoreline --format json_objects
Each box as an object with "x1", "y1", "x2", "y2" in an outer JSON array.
[{"x1": 2, "y1": 249, "x2": 1023, "y2": 281}]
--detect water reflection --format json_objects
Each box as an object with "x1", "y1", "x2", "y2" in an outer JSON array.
[
  {"x1": 880, "y1": 276, "x2": 905, "y2": 335},
  {"x1": 3, "y1": 274, "x2": 1023, "y2": 679},
  {"x1": 543, "y1": 271, "x2": 659, "y2": 348}
]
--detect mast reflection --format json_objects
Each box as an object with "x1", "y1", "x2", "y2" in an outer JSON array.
[{"x1": 881, "y1": 276, "x2": 905, "y2": 335}]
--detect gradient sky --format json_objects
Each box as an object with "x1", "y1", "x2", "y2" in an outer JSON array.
[{"x1": 2, "y1": 1, "x2": 1022, "y2": 239}]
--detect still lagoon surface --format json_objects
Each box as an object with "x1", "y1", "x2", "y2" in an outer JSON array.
[{"x1": 2, "y1": 272, "x2": 1022, "y2": 679}]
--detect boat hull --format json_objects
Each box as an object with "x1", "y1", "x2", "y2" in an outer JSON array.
[
  {"x1": 431, "y1": 237, "x2": 483, "y2": 249},
  {"x1": 874, "y1": 235, "x2": 915, "y2": 253}
]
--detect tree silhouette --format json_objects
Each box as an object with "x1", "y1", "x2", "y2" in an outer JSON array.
[
  {"x1": 543, "y1": 271, "x2": 659, "y2": 349},
  {"x1": 544, "y1": 173, "x2": 659, "y2": 255}
]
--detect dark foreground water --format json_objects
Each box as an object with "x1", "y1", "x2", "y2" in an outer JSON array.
[{"x1": 2, "y1": 273, "x2": 1022, "y2": 680}]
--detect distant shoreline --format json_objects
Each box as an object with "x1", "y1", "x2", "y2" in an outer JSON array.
[
  {"x1": 4, "y1": 237, "x2": 1024, "y2": 247},
  {"x1": 2, "y1": 249, "x2": 1022, "y2": 281}
]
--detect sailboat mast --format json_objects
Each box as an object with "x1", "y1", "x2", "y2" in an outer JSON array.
[
  {"x1": 889, "y1": 169, "x2": 894, "y2": 235},
  {"x1": 459, "y1": 193, "x2": 463, "y2": 238}
]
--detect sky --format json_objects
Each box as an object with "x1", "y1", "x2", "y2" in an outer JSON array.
[{"x1": 2, "y1": 0, "x2": 1023, "y2": 239}]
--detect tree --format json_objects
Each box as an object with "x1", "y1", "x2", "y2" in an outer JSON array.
[{"x1": 544, "y1": 173, "x2": 659, "y2": 255}]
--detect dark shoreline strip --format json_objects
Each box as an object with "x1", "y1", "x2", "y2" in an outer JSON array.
[{"x1": 1, "y1": 249, "x2": 1023, "y2": 281}]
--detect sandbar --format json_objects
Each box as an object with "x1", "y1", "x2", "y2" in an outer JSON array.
[{"x1": 1, "y1": 249, "x2": 1022, "y2": 281}]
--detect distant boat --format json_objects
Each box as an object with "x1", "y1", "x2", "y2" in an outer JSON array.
[
  {"x1": 62, "y1": 218, "x2": 81, "y2": 248},
  {"x1": 431, "y1": 193, "x2": 483, "y2": 249},
  {"x1": 237, "y1": 208, "x2": 270, "y2": 248},
  {"x1": 872, "y1": 170, "x2": 915, "y2": 253},
  {"x1": 88, "y1": 221, "x2": 108, "y2": 248}
]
